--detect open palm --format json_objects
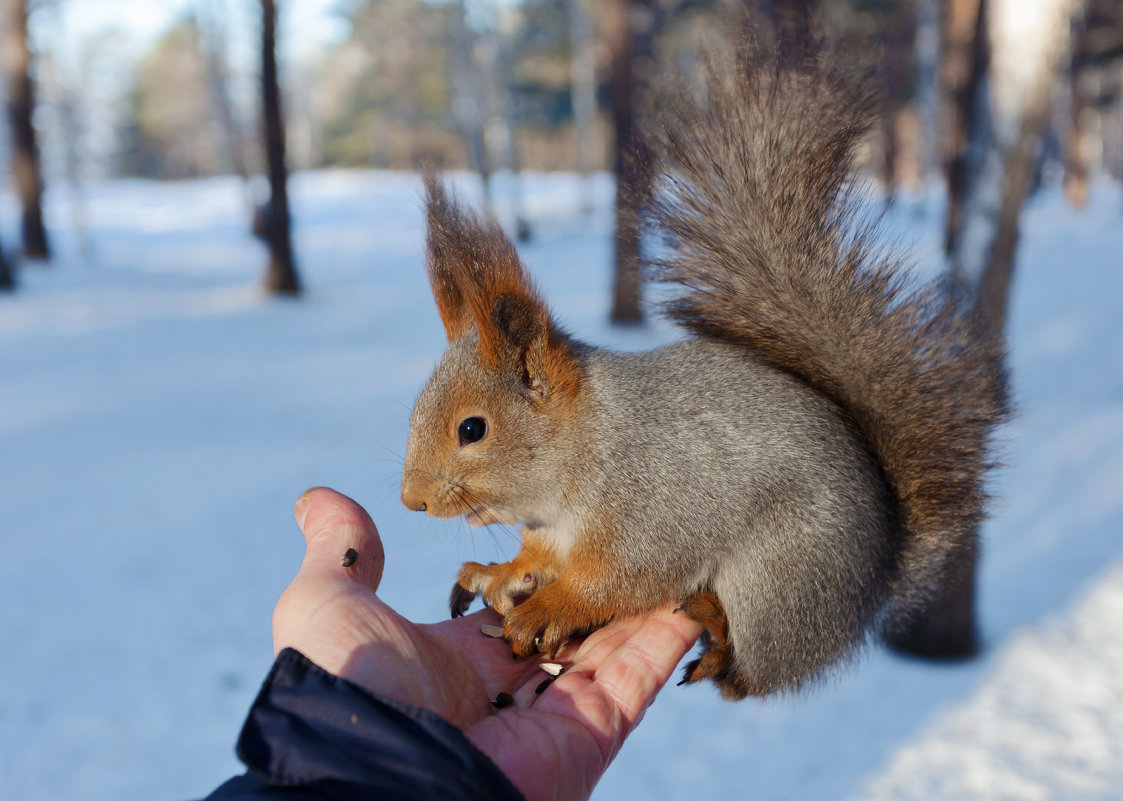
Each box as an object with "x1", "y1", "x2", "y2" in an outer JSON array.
[{"x1": 272, "y1": 488, "x2": 702, "y2": 801}]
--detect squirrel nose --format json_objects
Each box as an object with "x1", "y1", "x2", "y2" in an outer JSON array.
[{"x1": 401, "y1": 482, "x2": 428, "y2": 513}]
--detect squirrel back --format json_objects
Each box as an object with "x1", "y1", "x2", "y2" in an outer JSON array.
[
  {"x1": 402, "y1": 36, "x2": 1009, "y2": 698},
  {"x1": 647, "y1": 37, "x2": 1009, "y2": 620}
]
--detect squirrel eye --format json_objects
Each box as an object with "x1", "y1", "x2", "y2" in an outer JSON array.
[{"x1": 457, "y1": 416, "x2": 487, "y2": 446}]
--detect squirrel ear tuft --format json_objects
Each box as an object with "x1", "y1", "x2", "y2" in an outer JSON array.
[
  {"x1": 422, "y1": 173, "x2": 583, "y2": 400},
  {"x1": 423, "y1": 173, "x2": 474, "y2": 342}
]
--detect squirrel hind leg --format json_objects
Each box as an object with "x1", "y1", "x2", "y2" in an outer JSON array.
[{"x1": 676, "y1": 590, "x2": 768, "y2": 700}]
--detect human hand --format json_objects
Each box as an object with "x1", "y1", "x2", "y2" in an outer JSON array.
[{"x1": 272, "y1": 487, "x2": 702, "y2": 801}]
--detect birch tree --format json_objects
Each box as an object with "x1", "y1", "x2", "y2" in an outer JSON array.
[{"x1": 951, "y1": 0, "x2": 1079, "y2": 339}]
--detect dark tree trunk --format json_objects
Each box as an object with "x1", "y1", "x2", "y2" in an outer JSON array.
[
  {"x1": 898, "y1": 0, "x2": 1063, "y2": 662},
  {"x1": 768, "y1": 0, "x2": 812, "y2": 55},
  {"x1": 886, "y1": 537, "x2": 979, "y2": 660},
  {"x1": 973, "y1": 84, "x2": 1054, "y2": 342},
  {"x1": 941, "y1": 0, "x2": 989, "y2": 256},
  {"x1": 569, "y1": 0, "x2": 598, "y2": 215},
  {"x1": 878, "y1": 5, "x2": 919, "y2": 196},
  {"x1": 0, "y1": 238, "x2": 13, "y2": 290},
  {"x1": 606, "y1": 0, "x2": 646, "y2": 324},
  {"x1": 260, "y1": 0, "x2": 300, "y2": 296},
  {"x1": 3, "y1": 0, "x2": 50, "y2": 260},
  {"x1": 886, "y1": 0, "x2": 993, "y2": 662}
]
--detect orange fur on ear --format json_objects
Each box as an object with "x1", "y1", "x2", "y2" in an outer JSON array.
[{"x1": 423, "y1": 174, "x2": 583, "y2": 399}]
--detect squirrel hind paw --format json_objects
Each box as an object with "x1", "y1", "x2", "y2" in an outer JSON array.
[
  {"x1": 674, "y1": 589, "x2": 774, "y2": 699},
  {"x1": 678, "y1": 640, "x2": 734, "y2": 685},
  {"x1": 678, "y1": 647, "x2": 769, "y2": 700}
]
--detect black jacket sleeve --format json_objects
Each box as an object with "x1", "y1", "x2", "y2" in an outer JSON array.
[{"x1": 203, "y1": 648, "x2": 525, "y2": 801}]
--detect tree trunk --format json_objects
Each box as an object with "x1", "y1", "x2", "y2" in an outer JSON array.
[
  {"x1": 941, "y1": 0, "x2": 989, "y2": 256},
  {"x1": 768, "y1": 0, "x2": 812, "y2": 55},
  {"x1": 877, "y1": 5, "x2": 919, "y2": 197},
  {"x1": 914, "y1": 0, "x2": 940, "y2": 188},
  {"x1": 0, "y1": 238, "x2": 13, "y2": 290},
  {"x1": 3, "y1": 0, "x2": 50, "y2": 260},
  {"x1": 1064, "y1": 5, "x2": 1093, "y2": 208},
  {"x1": 606, "y1": 0, "x2": 644, "y2": 324},
  {"x1": 452, "y1": 0, "x2": 492, "y2": 208},
  {"x1": 260, "y1": 0, "x2": 300, "y2": 296},
  {"x1": 569, "y1": 0, "x2": 598, "y2": 215},
  {"x1": 973, "y1": 79, "x2": 1055, "y2": 341},
  {"x1": 892, "y1": 0, "x2": 1077, "y2": 663},
  {"x1": 1063, "y1": 0, "x2": 1123, "y2": 207},
  {"x1": 889, "y1": 0, "x2": 990, "y2": 661},
  {"x1": 885, "y1": 537, "x2": 979, "y2": 659},
  {"x1": 953, "y1": 0, "x2": 1078, "y2": 335},
  {"x1": 197, "y1": 7, "x2": 253, "y2": 218}
]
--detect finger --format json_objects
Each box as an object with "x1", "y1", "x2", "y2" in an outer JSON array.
[
  {"x1": 293, "y1": 486, "x2": 385, "y2": 593},
  {"x1": 581, "y1": 606, "x2": 702, "y2": 728}
]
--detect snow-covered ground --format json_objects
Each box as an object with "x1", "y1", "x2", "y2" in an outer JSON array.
[{"x1": 1, "y1": 170, "x2": 1121, "y2": 801}]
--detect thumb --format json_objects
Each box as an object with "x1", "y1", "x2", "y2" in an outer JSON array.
[{"x1": 292, "y1": 486, "x2": 385, "y2": 593}]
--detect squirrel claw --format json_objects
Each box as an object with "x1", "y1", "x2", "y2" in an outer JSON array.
[
  {"x1": 678, "y1": 657, "x2": 704, "y2": 686},
  {"x1": 505, "y1": 614, "x2": 567, "y2": 659},
  {"x1": 449, "y1": 583, "x2": 476, "y2": 618}
]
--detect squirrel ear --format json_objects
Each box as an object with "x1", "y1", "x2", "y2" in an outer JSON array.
[
  {"x1": 423, "y1": 173, "x2": 582, "y2": 399},
  {"x1": 489, "y1": 293, "x2": 582, "y2": 401},
  {"x1": 423, "y1": 173, "x2": 474, "y2": 342}
]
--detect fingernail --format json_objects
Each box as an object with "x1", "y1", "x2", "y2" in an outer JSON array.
[{"x1": 294, "y1": 491, "x2": 313, "y2": 529}]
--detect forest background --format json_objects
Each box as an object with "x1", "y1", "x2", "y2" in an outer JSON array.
[{"x1": 3, "y1": 0, "x2": 1120, "y2": 305}]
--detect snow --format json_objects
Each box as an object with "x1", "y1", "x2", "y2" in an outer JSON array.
[{"x1": 1, "y1": 169, "x2": 1121, "y2": 801}]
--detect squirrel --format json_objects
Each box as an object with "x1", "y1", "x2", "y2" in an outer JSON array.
[{"x1": 400, "y1": 36, "x2": 1009, "y2": 699}]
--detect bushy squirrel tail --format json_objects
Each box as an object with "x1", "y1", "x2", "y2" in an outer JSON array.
[{"x1": 649, "y1": 36, "x2": 1010, "y2": 618}]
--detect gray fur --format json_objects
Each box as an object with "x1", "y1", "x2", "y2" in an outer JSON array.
[{"x1": 572, "y1": 340, "x2": 896, "y2": 691}]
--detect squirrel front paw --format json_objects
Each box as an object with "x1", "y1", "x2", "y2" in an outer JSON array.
[
  {"x1": 502, "y1": 594, "x2": 571, "y2": 658},
  {"x1": 449, "y1": 560, "x2": 540, "y2": 618},
  {"x1": 502, "y1": 581, "x2": 612, "y2": 659}
]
